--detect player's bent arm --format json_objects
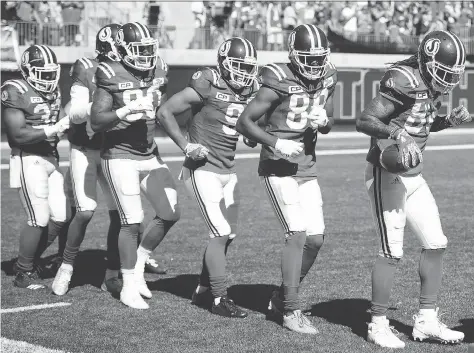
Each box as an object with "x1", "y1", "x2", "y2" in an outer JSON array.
[
  {"x1": 236, "y1": 87, "x2": 279, "y2": 147},
  {"x1": 319, "y1": 92, "x2": 335, "y2": 134},
  {"x1": 156, "y1": 87, "x2": 201, "y2": 151},
  {"x1": 69, "y1": 84, "x2": 91, "y2": 124},
  {"x1": 90, "y1": 87, "x2": 119, "y2": 132},
  {"x1": 356, "y1": 93, "x2": 398, "y2": 139},
  {"x1": 3, "y1": 108, "x2": 50, "y2": 145}
]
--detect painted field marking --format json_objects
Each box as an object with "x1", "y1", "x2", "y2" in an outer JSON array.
[
  {"x1": 1, "y1": 302, "x2": 71, "y2": 314},
  {"x1": 0, "y1": 338, "x2": 69, "y2": 353}
]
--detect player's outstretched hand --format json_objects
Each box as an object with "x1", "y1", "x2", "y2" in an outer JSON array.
[
  {"x1": 447, "y1": 105, "x2": 471, "y2": 126},
  {"x1": 184, "y1": 143, "x2": 209, "y2": 160},
  {"x1": 308, "y1": 106, "x2": 329, "y2": 130},
  {"x1": 275, "y1": 138, "x2": 303, "y2": 160},
  {"x1": 243, "y1": 137, "x2": 258, "y2": 148},
  {"x1": 392, "y1": 128, "x2": 423, "y2": 169},
  {"x1": 55, "y1": 115, "x2": 71, "y2": 134}
]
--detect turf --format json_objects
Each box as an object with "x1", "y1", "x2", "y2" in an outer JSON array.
[{"x1": 1, "y1": 142, "x2": 473, "y2": 353}]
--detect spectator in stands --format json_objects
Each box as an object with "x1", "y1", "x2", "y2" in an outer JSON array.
[
  {"x1": 371, "y1": 1, "x2": 393, "y2": 42},
  {"x1": 190, "y1": 1, "x2": 207, "y2": 49},
  {"x1": 266, "y1": 2, "x2": 283, "y2": 51},
  {"x1": 357, "y1": 5, "x2": 372, "y2": 43},
  {"x1": 282, "y1": 2, "x2": 297, "y2": 46},
  {"x1": 60, "y1": 1, "x2": 84, "y2": 46},
  {"x1": 8, "y1": 1, "x2": 39, "y2": 45}
]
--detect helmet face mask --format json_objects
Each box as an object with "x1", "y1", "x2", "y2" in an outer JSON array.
[
  {"x1": 425, "y1": 60, "x2": 464, "y2": 94},
  {"x1": 288, "y1": 25, "x2": 331, "y2": 81},
  {"x1": 20, "y1": 46, "x2": 60, "y2": 94},
  {"x1": 218, "y1": 38, "x2": 258, "y2": 89}
]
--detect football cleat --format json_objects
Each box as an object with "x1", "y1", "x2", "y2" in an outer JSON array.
[
  {"x1": 120, "y1": 287, "x2": 149, "y2": 310},
  {"x1": 412, "y1": 308, "x2": 464, "y2": 344},
  {"x1": 283, "y1": 310, "x2": 319, "y2": 334},
  {"x1": 135, "y1": 275, "x2": 152, "y2": 299},
  {"x1": 41, "y1": 254, "x2": 63, "y2": 278},
  {"x1": 145, "y1": 258, "x2": 167, "y2": 274},
  {"x1": 101, "y1": 277, "x2": 123, "y2": 296},
  {"x1": 191, "y1": 288, "x2": 213, "y2": 308},
  {"x1": 51, "y1": 265, "x2": 73, "y2": 296},
  {"x1": 267, "y1": 290, "x2": 284, "y2": 318},
  {"x1": 367, "y1": 318, "x2": 405, "y2": 348},
  {"x1": 13, "y1": 270, "x2": 47, "y2": 290},
  {"x1": 211, "y1": 296, "x2": 248, "y2": 318}
]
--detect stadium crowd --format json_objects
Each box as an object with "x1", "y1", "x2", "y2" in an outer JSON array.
[{"x1": 190, "y1": 1, "x2": 474, "y2": 51}]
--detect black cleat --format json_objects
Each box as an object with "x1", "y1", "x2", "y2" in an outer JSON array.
[
  {"x1": 211, "y1": 296, "x2": 248, "y2": 318},
  {"x1": 14, "y1": 270, "x2": 47, "y2": 290},
  {"x1": 191, "y1": 289, "x2": 213, "y2": 308},
  {"x1": 144, "y1": 258, "x2": 167, "y2": 274},
  {"x1": 101, "y1": 277, "x2": 123, "y2": 296}
]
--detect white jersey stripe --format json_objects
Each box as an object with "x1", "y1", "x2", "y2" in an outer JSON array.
[
  {"x1": 311, "y1": 24, "x2": 321, "y2": 47},
  {"x1": 35, "y1": 45, "x2": 49, "y2": 65},
  {"x1": 390, "y1": 67, "x2": 417, "y2": 88},
  {"x1": 269, "y1": 63, "x2": 286, "y2": 78},
  {"x1": 397, "y1": 66, "x2": 419, "y2": 86},
  {"x1": 13, "y1": 80, "x2": 28, "y2": 92},
  {"x1": 5, "y1": 81, "x2": 25, "y2": 94},
  {"x1": 303, "y1": 24, "x2": 315, "y2": 48},
  {"x1": 97, "y1": 65, "x2": 112, "y2": 79},
  {"x1": 84, "y1": 57, "x2": 93, "y2": 68},
  {"x1": 79, "y1": 58, "x2": 89, "y2": 69},
  {"x1": 265, "y1": 65, "x2": 283, "y2": 81},
  {"x1": 442, "y1": 31, "x2": 461, "y2": 66},
  {"x1": 100, "y1": 62, "x2": 115, "y2": 77}
]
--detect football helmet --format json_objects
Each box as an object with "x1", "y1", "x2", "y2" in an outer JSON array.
[
  {"x1": 288, "y1": 24, "x2": 330, "y2": 81},
  {"x1": 217, "y1": 37, "x2": 258, "y2": 89},
  {"x1": 20, "y1": 45, "x2": 60, "y2": 94},
  {"x1": 418, "y1": 30, "x2": 465, "y2": 94},
  {"x1": 96, "y1": 23, "x2": 121, "y2": 61},
  {"x1": 115, "y1": 22, "x2": 158, "y2": 71}
]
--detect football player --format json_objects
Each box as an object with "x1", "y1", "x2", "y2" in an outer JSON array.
[
  {"x1": 52, "y1": 24, "x2": 123, "y2": 296},
  {"x1": 1, "y1": 45, "x2": 70, "y2": 290},
  {"x1": 236, "y1": 24, "x2": 337, "y2": 333},
  {"x1": 90, "y1": 22, "x2": 180, "y2": 309},
  {"x1": 156, "y1": 37, "x2": 259, "y2": 318},
  {"x1": 356, "y1": 30, "x2": 469, "y2": 348}
]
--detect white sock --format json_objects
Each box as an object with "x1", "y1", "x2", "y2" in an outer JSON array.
[
  {"x1": 135, "y1": 246, "x2": 152, "y2": 276},
  {"x1": 60, "y1": 263, "x2": 73, "y2": 272},
  {"x1": 105, "y1": 269, "x2": 119, "y2": 281},
  {"x1": 121, "y1": 269, "x2": 135, "y2": 290},
  {"x1": 195, "y1": 285, "x2": 209, "y2": 294},
  {"x1": 214, "y1": 297, "x2": 221, "y2": 305},
  {"x1": 419, "y1": 308, "x2": 436, "y2": 317},
  {"x1": 372, "y1": 315, "x2": 387, "y2": 324}
]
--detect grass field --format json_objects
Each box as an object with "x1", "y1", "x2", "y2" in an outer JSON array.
[{"x1": 1, "y1": 134, "x2": 473, "y2": 353}]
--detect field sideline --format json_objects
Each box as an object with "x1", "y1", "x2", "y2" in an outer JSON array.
[{"x1": 1, "y1": 131, "x2": 473, "y2": 353}]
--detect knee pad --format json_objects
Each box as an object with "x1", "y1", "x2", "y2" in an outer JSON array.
[
  {"x1": 29, "y1": 207, "x2": 50, "y2": 227},
  {"x1": 423, "y1": 233, "x2": 448, "y2": 250}
]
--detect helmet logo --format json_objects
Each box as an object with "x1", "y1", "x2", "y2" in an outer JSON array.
[
  {"x1": 424, "y1": 38, "x2": 441, "y2": 56},
  {"x1": 288, "y1": 31, "x2": 295, "y2": 49},
  {"x1": 115, "y1": 29, "x2": 124, "y2": 45},
  {"x1": 218, "y1": 41, "x2": 231, "y2": 57},
  {"x1": 21, "y1": 51, "x2": 29, "y2": 65},
  {"x1": 192, "y1": 71, "x2": 202, "y2": 80},
  {"x1": 99, "y1": 27, "x2": 112, "y2": 42}
]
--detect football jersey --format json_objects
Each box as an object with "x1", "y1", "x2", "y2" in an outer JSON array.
[
  {"x1": 258, "y1": 62, "x2": 338, "y2": 177},
  {"x1": 67, "y1": 56, "x2": 102, "y2": 149},
  {"x1": 184, "y1": 67, "x2": 259, "y2": 173},
  {"x1": 1, "y1": 79, "x2": 61, "y2": 157},
  {"x1": 95, "y1": 58, "x2": 168, "y2": 160},
  {"x1": 367, "y1": 64, "x2": 442, "y2": 175}
]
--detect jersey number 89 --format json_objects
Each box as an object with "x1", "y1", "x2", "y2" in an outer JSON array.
[
  {"x1": 122, "y1": 86, "x2": 162, "y2": 120},
  {"x1": 287, "y1": 88, "x2": 328, "y2": 129}
]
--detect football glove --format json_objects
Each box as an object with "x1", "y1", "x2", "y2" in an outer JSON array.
[
  {"x1": 390, "y1": 127, "x2": 423, "y2": 169},
  {"x1": 116, "y1": 97, "x2": 154, "y2": 122},
  {"x1": 184, "y1": 143, "x2": 209, "y2": 160},
  {"x1": 274, "y1": 138, "x2": 304, "y2": 160},
  {"x1": 43, "y1": 115, "x2": 70, "y2": 138},
  {"x1": 307, "y1": 106, "x2": 329, "y2": 130},
  {"x1": 243, "y1": 137, "x2": 257, "y2": 148},
  {"x1": 447, "y1": 105, "x2": 471, "y2": 126}
]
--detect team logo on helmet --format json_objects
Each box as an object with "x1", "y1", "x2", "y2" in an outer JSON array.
[
  {"x1": 424, "y1": 38, "x2": 441, "y2": 56},
  {"x1": 1, "y1": 90, "x2": 8, "y2": 102},
  {"x1": 21, "y1": 51, "x2": 29, "y2": 65},
  {"x1": 99, "y1": 26, "x2": 112, "y2": 42},
  {"x1": 288, "y1": 32, "x2": 296, "y2": 49},
  {"x1": 115, "y1": 29, "x2": 124, "y2": 45},
  {"x1": 385, "y1": 77, "x2": 394, "y2": 89},
  {"x1": 218, "y1": 41, "x2": 231, "y2": 57},
  {"x1": 192, "y1": 71, "x2": 202, "y2": 80}
]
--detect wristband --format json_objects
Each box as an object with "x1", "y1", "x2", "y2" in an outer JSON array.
[
  {"x1": 86, "y1": 102, "x2": 92, "y2": 117},
  {"x1": 43, "y1": 125, "x2": 58, "y2": 138},
  {"x1": 116, "y1": 106, "x2": 130, "y2": 120},
  {"x1": 389, "y1": 127, "x2": 403, "y2": 140}
]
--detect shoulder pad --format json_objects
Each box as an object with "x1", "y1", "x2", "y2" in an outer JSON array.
[
  {"x1": 156, "y1": 57, "x2": 169, "y2": 74},
  {"x1": 380, "y1": 66, "x2": 419, "y2": 104},
  {"x1": 188, "y1": 67, "x2": 218, "y2": 100},
  {"x1": 1, "y1": 80, "x2": 28, "y2": 108},
  {"x1": 70, "y1": 57, "x2": 95, "y2": 86},
  {"x1": 95, "y1": 61, "x2": 118, "y2": 87},
  {"x1": 323, "y1": 63, "x2": 338, "y2": 90},
  {"x1": 259, "y1": 63, "x2": 290, "y2": 95}
]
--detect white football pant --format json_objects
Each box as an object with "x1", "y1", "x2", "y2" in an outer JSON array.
[
  {"x1": 365, "y1": 163, "x2": 447, "y2": 259},
  {"x1": 182, "y1": 168, "x2": 239, "y2": 238},
  {"x1": 101, "y1": 156, "x2": 179, "y2": 225},
  {"x1": 260, "y1": 176, "x2": 325, "y2": 236}
]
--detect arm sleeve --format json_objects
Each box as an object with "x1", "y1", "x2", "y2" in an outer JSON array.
[
  {"x1": 188, "y1": 68, "x2": 214, "y2": 101},
  {"x1": 69, "y1": 85, "x2": 91, "y2": 124}
]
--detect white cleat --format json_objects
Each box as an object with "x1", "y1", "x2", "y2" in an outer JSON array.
[
  {"x1": 120, "y1": 287, "x2": 149, "y2": 309},
  {"x1": 412, "y1": 308, "x2": 464, "y2": 344},
  {"x1": 282, "y1": 310, "x2": 319, "y2": 334},
  {"x1": 135, "y1": 275, "x2": 152, "y2": 299},
  {"x1": 52, "y1": 265, "x2": 73, "y2": 296},
  {"x1": 367, "y1": 318, "x2": 406, "y2": 349}
]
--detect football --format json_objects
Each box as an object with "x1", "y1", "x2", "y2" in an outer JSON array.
[{"x1": 379, "y1": 142, "x2": 410, "y2": 174}]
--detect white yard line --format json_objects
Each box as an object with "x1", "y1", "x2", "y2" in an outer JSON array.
[
  {"x1": 1, "y1": 128, "x2": 473, "y2": 150},
  {"x1": 1, "y1": 144, "x2": 473, "y2": 170},
  {"x1": 0, "y1": 338, "x2": 69, "y2": 353},
  {"x1": 1, "y1": 302, "x2": 71, "y2": 314}
]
